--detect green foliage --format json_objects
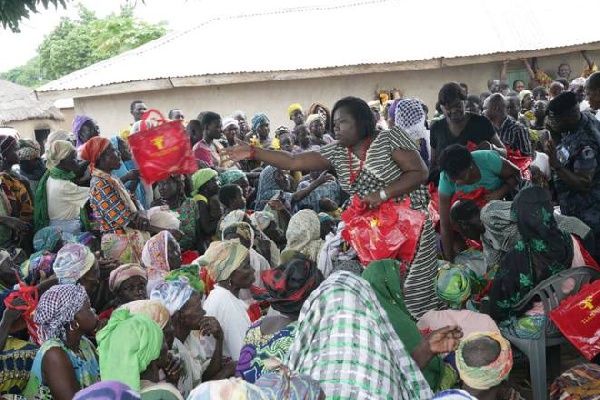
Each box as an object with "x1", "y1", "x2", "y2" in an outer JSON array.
[
  {"x1": 0, "y1": 0, "x2": 68, "y2": 32},
  {"x1": 0, "y1": 56, "x2": 49, "y2": 88},
  {"x1": 2, "y1": 4, "x2": 166, "y2": 87}
]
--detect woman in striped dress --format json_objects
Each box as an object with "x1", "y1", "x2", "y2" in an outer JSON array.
[{"x1": 224, "y1": 96, "x2": 441, "y2": 318}]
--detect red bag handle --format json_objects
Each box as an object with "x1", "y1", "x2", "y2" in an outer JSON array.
[
  {"x1": 4, "y1": 271, "x2": 39, "y2": 311},
  {"x1": 139, "y1": 109, "x2": 167, "y2": 132}
]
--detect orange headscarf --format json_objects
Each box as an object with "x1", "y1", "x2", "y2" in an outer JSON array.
[{"x1": 80, "y1": 136, "x2": 111, "y2": 170}]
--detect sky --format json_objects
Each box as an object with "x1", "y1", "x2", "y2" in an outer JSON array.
[{"x1": 0, "y1": 0, "x2": 315, "y2": 73}]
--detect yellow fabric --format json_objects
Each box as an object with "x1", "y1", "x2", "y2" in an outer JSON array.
[{"x1": 287, "y1": 103, "x2": 303, "y2": 118}]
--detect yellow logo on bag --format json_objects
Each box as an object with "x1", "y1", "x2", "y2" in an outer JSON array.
[
  {"x1": 579, "y1": 296, "x2": 594, "y2": 311},
  {"x1": 152, "y1": 136, "x2": 165, "y2": 150}
]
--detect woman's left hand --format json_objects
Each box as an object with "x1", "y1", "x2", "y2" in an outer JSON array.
[
  {"x1": 361, "y1": 191, "x2": 383, "y2": 209},
  {"x1": 424, "y1": 325, "x2": 463, "y2": 354}
]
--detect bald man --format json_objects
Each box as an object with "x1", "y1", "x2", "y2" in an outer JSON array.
[{"x1": 484, "y1": 93, "x2": 532, "y2": 156}]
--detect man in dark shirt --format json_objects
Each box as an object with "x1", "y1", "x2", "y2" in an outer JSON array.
[
  {"x1": 545, "y1": 91, "x2": 600, "y2": 259},
  {"x1": 484, "y1": 93, "x2": 532, "y2": 156}
]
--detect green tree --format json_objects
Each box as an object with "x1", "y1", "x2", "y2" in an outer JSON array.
[
  {"x1": 0, "y1": 0, "x2": 68, "y2": 32},
  {"x1": 1, "y1": 5, "x2": 166, "y2": 87}
]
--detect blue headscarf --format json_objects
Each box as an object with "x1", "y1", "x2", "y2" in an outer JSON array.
[
  {"x1": 254, "y1": 166, "x2": 289, "y2": 211},
  {"x1": 251, "y1": 113, "x2": 270, "y2": 132}
]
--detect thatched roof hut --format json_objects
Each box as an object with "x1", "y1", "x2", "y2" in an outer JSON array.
[{"x1": 0, "y1": 79, "x2": 63, "y2": 125}]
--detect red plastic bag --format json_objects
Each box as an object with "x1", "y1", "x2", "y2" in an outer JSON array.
[
  {"x1": 549, "y1": 279, "x2": 600, "y2": 360},
  {"x1": 341, "y1": 196, "x2": 426, "y2": 266},
  {"x1": 4, "y1": 275, "x2": 39, "y2": 345},
  {"x1": 506, "y1": 147, "x2": 533, "y2": 180},
  {"x1": 128, "y1": 109, "x2": 198, "y2": 184}
]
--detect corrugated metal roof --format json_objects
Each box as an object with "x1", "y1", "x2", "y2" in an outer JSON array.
[{"x1": 36, "y1": 0, "x2": 600, "y2": 94}]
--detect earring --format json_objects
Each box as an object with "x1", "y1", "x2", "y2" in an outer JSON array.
[{"x1": 69, "y1": 320, "x2": 80, "y2": 331}]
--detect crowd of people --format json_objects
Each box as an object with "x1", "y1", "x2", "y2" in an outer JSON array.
[{"x1": 0, "y1": 56, "x2": 599, "y2": 400}]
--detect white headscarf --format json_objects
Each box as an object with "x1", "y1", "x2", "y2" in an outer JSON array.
[{"x1": 394, "y1": 99, "x2": 428, "y2": 141}]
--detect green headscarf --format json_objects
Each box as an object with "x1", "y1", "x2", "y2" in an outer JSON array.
[
  {"x1": 96, "y1": 309, "x2": 163, "y2": 391},
  {"x1": 362, "y1": 259, "x2": 443, "y2": 391},
  {"x1": 33, "y1": 167, "x2": 77, "y2": 231},
  {"x1": 165, "y1": 265, "x2": 204, "y2": 293},
  {"x1": 219, "y1": 169, "x2": 246, "y2": 185},
  {"x1": 191, "y1": 168, "x2": 217, "y2": 200}
]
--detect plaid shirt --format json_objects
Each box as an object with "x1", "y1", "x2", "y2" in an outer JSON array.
[
  {"x1": 498, "y1": 116, "x2": 532, "y2": 156},
  {"x1": 89, "y1": 175, "x2": 132, "y2": 233},
  {"x1": 296, "y1": 179, "x2": 342, "y2": 211}
]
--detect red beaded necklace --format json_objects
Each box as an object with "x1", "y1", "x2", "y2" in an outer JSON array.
[{"x1": 348, "y1": 136, "x2": 371, "y2": 185}]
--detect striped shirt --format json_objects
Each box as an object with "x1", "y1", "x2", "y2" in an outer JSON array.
[{"x1": 497, "y1": 116, "x2": 532, "y2": 156}]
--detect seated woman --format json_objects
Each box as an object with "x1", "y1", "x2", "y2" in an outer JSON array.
[
  {"x1": 362, "y1": 259, "x2": 463, "y2": 392},
  {"x1": 0, "y1": 135, "x2": 33, "y2": 251},
  {"x1": 72, "y1": 115, "x2": 100, "y2": 150},
  {"x1": 20, "y1": 227, "x2": 64, "y2": 284},
  {"x1": 438, "y1": 144, "x2": 520, "y2": 261},
  {"x1": 80, "y1": 137, "x2": 158, "y2": 264},
  {"x1": 151, "y1": 277, "x2": 233, "y2": 397},
  {"x1": 489, "y1": 187, "x2": 582, "y2": 336},
  {"x1": 109, "y1": 136, "x2": 152, "y2": 209},
  {"x1": 98, "y1": 263, "x2": 148, "y2": 326},
  {"x1": 281, "y1": 209, "x2": 324, "y2": 264},
  {"x1": 199, "y1": 240, "x2": 254, "y2": 362},
  {"x1": 156, "y1": 175, "x2": 199, "y2": 252},
  {"x1": 53, "y1": 243, "x2": 100, "y2": 301},
  {"x1": 220, "y1": 168, "x2": 251, "y2": 199},
  {"x1": 306, "y1": 114, "x2": 334, "y2": 146},
  {"x1": 191, "y1": 168, "x2": 222, "y2": 253},
  {"x1": 97, "y1": 308, "x2": 183, "y2": 399},
  {"x1": 25, "y1": 284, "x2": 100, "y2": 399},
  {"x1": 218, "y1": 184, "x2": 246, "y2": 214},
  {"x1": 236, "y1": 255, "x2": 324, "y2": 383},
  {"x1": 141, "y1": 230, "x2": 182, "y2": 294},
  {"x1": 285, "y1": 271, "x2": 453, "y2": 399},
  {"x1": 73, "y1": 381, "x2": 141, "y2": 400},
  {"x1": 35, "y1": 140, "x2": 89, "y2": 235},
  {"x1": 296, "y1": 171, "x2": 342, "y2": 213},
  {"x1": 249, "y1": 211, "x2": 286, "y2": 253}
]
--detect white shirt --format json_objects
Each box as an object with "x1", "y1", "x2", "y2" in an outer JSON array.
[
  {"x1": 203, "y1": 285, "x2": 250, "y2": 360},
  {"x1": 46, "y1": 177, "x2": 89, "y2": 220}
]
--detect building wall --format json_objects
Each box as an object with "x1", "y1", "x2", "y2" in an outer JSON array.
[
  {"x1": 75, "y1": 49, "x2": 600, "y2": 136},
  {"x1": 5, "y1": 119, "x2": 64, "y2": 140}
]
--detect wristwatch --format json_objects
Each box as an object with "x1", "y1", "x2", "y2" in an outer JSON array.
[{"x1": 379, "y1": 189, "x2": 388, "y2": 202}]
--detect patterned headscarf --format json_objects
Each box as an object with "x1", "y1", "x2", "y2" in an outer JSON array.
[
  {"x1": 45, "y1": 139, "x2": 76, "y2": 169},
  {"x1": 21, "y1": 251, "x2": 56, "y2": 285},
  {"x1": 252, "y1": 113, "x2": 270, "y2": 132},
  {"x1": 150, "y1": 276, "x2": 195, "y2": 316},
  {"x1": 72, "y1": 115, "x2": 93, "y2": 147},
  {"x1": 187, "y1": 378, "x2": 266, "y2": 400},
  {"x1": 388, "y1": 98, "x2": 402, "y2": 121},
  {"x1": 46, "y1": 130, "x2": 75, "y2": 150},
  {"x1": 249, "y1": 211, "x2": 276, "y2": 232},
  {"x1": 33, "y1": 226, "x2": 63, "y2": 252},
  {"x1": 109, "y1": 263, "x2": 148, "y2": 292},
  {"x1": 165, "y1": 265, "x2": 204, "y2": 293},
  {"x1": 18, "y1": 139, "x2": 41, "y2": 160},
  {"x1": 220, "y1": 169, "x2": 246, "y2": 185},
  {"x1": 287, "y1": 104, "x2": 303, "y2": 118},
  {"x1": 141, "y1": 230, "x2": 179, "y2": 272},
  {"x1": 395, "y1": 99, "x2": 428, "y2": 141},
  {"x1": 433, "y1": 389, "x2": 478, "y2": 399},
  {"x1": 0, "y1": 135, "x2": 17, "y2": 156},
  {"x1": 259, "y1": 256, "x2": 324, "y2": 316},
  {"x1": 118, "y1": 300, "x2": 170, "y2": 329},
  {"x1": 435, "y1": 263, "x2": 476, "y2": 309},
  {"x1": 455, "y1": 331, "x2": 513, "y2": 390},
  {"x1": 197, "y1": 240, "x2": 249, "y2": 282},
  {"x1": 74, "y1": 381, "x2": 141, "y2": 400},
  {"x1": 255, "y1": 370, "x2": 322, "y2": 400},
  {"x1": 218, "y1": 209, "x2": 248, "y2": 237},
  {"x1": 80, "y1": 136, "x2": 111, "y2": 171},
  {"x1": 53, "y1": 243, "x2": 96, "y2": 284},
  {"x1": 191, "y1": 168, "x2": 218, "y2": 197},
  {"x1": 221, "y1": 222, "x2": 254, "y2": 245},
  {"x1": 305, "y1": 114, "x2": 324, "y2": 127},
  {"x1": 97, "y1": 309, "x2": 163, "y2": 391},
  {"x1": 282, "y1": 210, "x2": 324, "y2": 264},
  {"x1": 35, "y1": 283, "x2": 88, "y2": 342}
]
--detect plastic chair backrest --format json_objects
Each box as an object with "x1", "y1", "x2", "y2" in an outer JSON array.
[{"x1": 513, "y1": 266, "x2": 600, "y2": 337}]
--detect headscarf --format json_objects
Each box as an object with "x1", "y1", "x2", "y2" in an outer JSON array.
[
  {"x1": 363, "y1": 259, "x2": 443, "y2": 391},
  {"x1": 165, "y1": 265, "x2": 204, "y2": 293},
  {"x1": 73, "y1": 381, "x2": 141, "y2": 400},
  {"x1": 433, "y1": 389, "x2": 478, "y2": 399},
  {"x1": 255, "y1": 166, "x2": 285, "y2": 211},
  {"x1": 46, "y1": 130, "x2": 75, "y2": 150},
  {"x1": 222, "y1": 117, "x2": 239, "y2": 131},
  {"x1": 395, "y1": 98, "x2": 428, "y2": 140},
  {"x1": 118, "y1": 300, "x2": 170, "y2": 329},
  {"x1": 221, "y1": 221, "x2": 254, "y2": 244},
  {"x1": 0, "y1": 135, "x2": 17, "y2": 156},
  {"x1": 287, "y1": 104, "x2": 303, "y2": 118},
  {"x1": 249, "y1": 211, "x2": 275, "y2": 232},
  {"x1": 141, "y1": 230, "x2": 179, "y2": 272},
  {"x1": 435, "y1": 263, "x2": 477, "y2": 309},
  {"x1": 218, "y1": 209, "x2": 247, "y2": 236},
  {"x1": 80, "y1": 136, "x2": 111, "y2": 171},
  {"x1": 35, "y1": 283, "x2": 88, "y2": 342},
  {"x1": 45, "y1": 139, "x2": 76, "y2": 169},
  {"x1": 97, "y1": 309, "x2": 163, "y2": 391},
  {"x1": 191, "y1": 168, "x2": 218, "y2": 198},
  {"x1": 33, "y1": 226, "x2": 63, "y2": 252},
  {"x1": 518, "y1": 89, "x2": 533, "y2": 102},
  {"x1": 18, "y1": 139, "x2": 41, "y2": 160},
  {"x1": 53, "y1": 243, "x2": 96, "y2": 284},
  {"x1": 251, "y1": 113, "x2": 270, "y2": 132},
  {"x1": 305, "y1": 114, "x2": 324, "y2": 127},
  {"x1": 109, "y1": 263, "x2": 147, "y2": 292},
  {"x1": 285, "y1": 271, "x2": 433, "y2": 399},
  {"x1": 259, "y1": 256, "x2": 323, "y2": 316},
  {"x1": 455, "y1": 331, "x2": 513, "y2": 390},
  {"x1": 72, "y1": 115, "x2": 93, "y2": 147},
  {"x1": 186, "y1": 378, "x2": 266, "y2": 400},
  {"x1": 388, "y1": 98, "x2": 402, "y2": 121},
  {"x1": 197, "y1": 240, "x2": 249, "y2": 282},
  {"x1": 21, "y1": 251, "x2": 56, "y2": 284},
  {"x1": 254, "y1": 370, "x2": 322, "y2": 399},
  {"x1": 150, "y1": 276, "x2": 195, "y2": 316},
  {"x1": 220, "y1": 169, "x2": 246, "y2": 185},
  {"x1": 550, "y1": 363, "x2": 600, "y2": 400},
  {"x1": 282, "y1": 210, "x2": 324, "y2": 264}
]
